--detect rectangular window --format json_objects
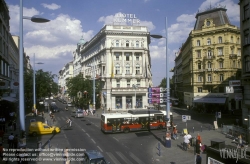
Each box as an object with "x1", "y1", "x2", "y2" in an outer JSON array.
[
  {"x1": 197, "y1": 40, "x2": 200, "y2": 46},
  {"x1": 219, "y1": 61, "x2": 223, "y2": 68},
  {"x1": 136, "y1": 41, "x2": 139, "y2": 47},
  {"x1": 198, "y1": 63, "x2": 201, "y2": 70},
  {"x1": 218, "y1": 37, "x2": 222, "y2": 43},
  {"x1": 136, "y1": 65, "x2": 140, "y2": 74},
  {"x1": 126, "y1": 65, "x2": 130, "y2": 74},
  {"x1": 207, "y1": 50, "x2": 212, "y2": 57},
  {"x1": 207, "y1": 39, "x2": 211, "y2": 45},
  {"x1": 115, "y1": 53, "x2": 120, "y2": 61},
  {"x1": 207, "y1": 74, "x2": 212, "y2": 82},
  {"x1": 244, "y1": 30, "x2": 249, "y2": 45},
  {"x1": 219, "y1": 74, "x2": 224, "y2": 81},
  {"x1": 137, "y1": 80, "x2": 140, "y2": 87},
  {"x1": 198, "y1": 75, "x2": 202, "y2": 82},
  {"x1": 125, "y1": 53, "x2": 130, "y2": 61},
  {"x1": 115, "y1": 65, "x2": 120, "y2": 74},
  {"x1": 218, "y1": 48, "x2": 223, "y2": 56},
  {"x1": 127, "y1": 80, "x2": 130, "y2": 87},
  {"x1": 237, "y1": 49, "x2": 241, "y2": 56},
  {"x1": 208, "y1": 62, "x2": 211, "y2": 68},
  {"x1": 244, "y1": 4, "x2": 249, "y2": 20},
  {"x1": 117, "y1": 80, "x2": 120, "y2": 88},
  {"x1": 198, "y1": 87, "x2": 202, "y2": 93},
  {"x1": 233, "y1": 61, "x2": 236, "y2": 68},
  {"x1": 197, "y1": 50, "x2": 201, "y2": 58},
  {"x1": 245, "y1": 56, "x2": 250, "y2": 72},
  {"x1": 136, "y1": 54, "x2": 139, "y2": 61}
]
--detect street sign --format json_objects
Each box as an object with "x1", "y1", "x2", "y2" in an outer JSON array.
[
  {"x1": 186, "y1": 115, "x2": 191, "y2": 120},
  {"x1": 182, "y1": 115, "x2": 186, "y2": 122},
  {"x1": 148, "y1": 87, "x2": 170, "y2": 93},
  {"x1": 148, "y1": 93, "x2": 168, "y2": 98}
]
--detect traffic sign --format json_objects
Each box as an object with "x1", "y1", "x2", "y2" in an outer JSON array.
[{"x1": 182, "y1": 115, "x2": 186, "y2": 122}]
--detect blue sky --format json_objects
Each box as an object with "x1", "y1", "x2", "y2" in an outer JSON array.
[{"x1": 5, "y1": 0, "x2": 239, "y2": 86}]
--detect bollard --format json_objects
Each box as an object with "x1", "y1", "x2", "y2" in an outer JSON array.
[
  {"x1": 200, "y1": 125, "x2": 202, "y2": 132},
  {"x1": 193, "y1": 127, "x2": 194, "y2": 133},
  {"x1": 158, "y1": 142, "x2": 161, "y2": 156}
]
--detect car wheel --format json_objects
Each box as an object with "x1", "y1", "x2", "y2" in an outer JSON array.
[
  {"x1": 124, "y1": 128, "x2": 130, "y2": 133},
  {"x1": 158, "y1": 125, "x2": 163, "y2": 129},
  {"x1": 32, "y1": 132, "x2": 37, "y2": 137}
]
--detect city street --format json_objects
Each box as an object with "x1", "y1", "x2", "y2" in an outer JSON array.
[{"x1": 14, "y1": 99, "x2": 243, "y2": 164}]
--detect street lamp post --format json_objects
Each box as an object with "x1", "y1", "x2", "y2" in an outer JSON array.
[
  {"x1": 19, "y1": 0, "x2": 50, "y2": 133},
  {"x1": 87, "y1": 58, "x2": 96, "y2": 110},
  {"x1": 132, "y1": 84, "x2": 138, "y2": 109},
  {"x1": 33, "y1": 53, "x2": 44, "y2": 112},
  {"x1": 150, "y1": 17, "x2": 170, "y2": 132}
]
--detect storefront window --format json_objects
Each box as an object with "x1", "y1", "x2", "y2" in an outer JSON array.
[
  {"x1": 126, "y1": 96, "x2": 132, "y2": 109},
  {"x1": 116, "y1": 96, "x2": 122, "y2": 109},
  {"x1": 136, "y1": 96, "x2": 142, "y2": 108}
]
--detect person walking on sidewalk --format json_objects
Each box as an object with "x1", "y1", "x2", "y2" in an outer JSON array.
[
  {"x1": 12, "y1": 120, "x2": 17, "y2": 131},
  {"x1": 183, "y1": 133, "x2": 189, "y2": 151},
  {"x1": 8, "y1": 133, "x2": 14, "y2": 148},
  {"x1": 196, "y1": 153, "x2": 202, "y2": 164}
]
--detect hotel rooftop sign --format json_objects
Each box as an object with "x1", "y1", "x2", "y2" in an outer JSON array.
[{"x1": 113, "y1": 13, "x2": 140, "y2": 25}]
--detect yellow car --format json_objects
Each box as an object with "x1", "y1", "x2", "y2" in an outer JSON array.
[{"x1": 29, "y1": 121, "x2": 60, "y2": 136}]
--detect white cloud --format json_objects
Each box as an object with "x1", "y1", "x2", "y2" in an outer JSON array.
[{"x1": 41, "y1": 3, "x2": 61, "y2": 10}]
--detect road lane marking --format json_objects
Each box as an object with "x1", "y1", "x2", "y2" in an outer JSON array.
[
  {"x1": 91, "y1": 139, "x2": 96, "y2": 144},
  {"x1": 129, "y1": 152, "x2": 145, "y2": 164},
  {"x1": 64, "y1": 134, "x2": 67, "y2": 139},
  {"x1": 86, "y1": 133, "x2": 90, "y2": 137},
  {"x1": 97, "y1": 146, "x2": 103, "y2": 152},
  {"x1": 116, "y1": 151, "x2": 133, "y2": 164},
  {"x1": 82, "y1": 128, "x2": 85, "y2": 132},
  {"x1": 106, "y1": 152, "x2": 121, "y2": 164},
  {"x1": 113, "y1": 137, "x2": 119, "y2": 142}
]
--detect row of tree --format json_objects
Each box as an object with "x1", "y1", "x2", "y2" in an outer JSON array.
[
  {"x1": 65, "y1": 74, "x2": 101, "y2": 109},
  {"x1": 24, "y1": 69, "x2": 58, "y2": 112}
]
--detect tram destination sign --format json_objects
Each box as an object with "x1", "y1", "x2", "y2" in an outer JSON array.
[{"x1": 148, "y1": 93, "x2": 167, "y2": 98}]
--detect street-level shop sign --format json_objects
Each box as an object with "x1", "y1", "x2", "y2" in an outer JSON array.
[{"x1": 148, "y1": 93, "x2": 167, "y2": 98}]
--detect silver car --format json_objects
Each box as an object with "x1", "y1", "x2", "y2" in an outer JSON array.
[{"x1": 75, "y1": 111, "x2": 84, "y2": 118}]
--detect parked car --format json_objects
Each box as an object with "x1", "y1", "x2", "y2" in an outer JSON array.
[
  {"x1": 81, "y1": 150, "x2": 110, "y2": 164},
  {"x1": 62, "y1": 100, "x2": 67, "y2": 104}
]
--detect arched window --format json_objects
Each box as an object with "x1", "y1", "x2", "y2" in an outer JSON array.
[{"x1": 115, "y1": 64, "x2": 120, "y2": 74}]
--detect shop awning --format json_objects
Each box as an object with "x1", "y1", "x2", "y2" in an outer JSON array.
[
  {"x1": 1, "y1": 96, "x2": 18, "y2": 102},
  {"x1": 193, "y1": 97, "x2": 226, "y2": 104}
]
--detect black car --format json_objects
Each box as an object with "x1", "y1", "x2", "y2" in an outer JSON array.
[{"x1": 51, "y1": 105, "x2": 60, "y2": 113}]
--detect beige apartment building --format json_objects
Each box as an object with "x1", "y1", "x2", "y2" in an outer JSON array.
[{"x1": 173, "y1": 7, "x2": 241, "y2": 113}]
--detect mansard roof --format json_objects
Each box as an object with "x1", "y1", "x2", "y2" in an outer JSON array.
[{"x1": 194, "y1": 7, "x2": 231, "y2": 30}]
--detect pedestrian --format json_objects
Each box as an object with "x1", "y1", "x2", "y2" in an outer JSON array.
[
  {"x1": 187, "y1": 132, "x2": 192, "y2": 148},
  {"x1": 196, "y1": 133, "x2": 202, "y2": 154},
  {"x1": 0, "y1": 117, "x2": 6, "y2": 132},
  {"x1": 172, "y1": 126, "x2": 178, "y2": 140},
  {"x1": 8, "y1": 133, "x2": 14, "y2": 148},
  {"x1": 8, "y1": 120, "x2": 13, "y2": 131},
  {"x1": 13, "y1": 134, "x2": 19, "y2": 149},
  {"x1": 165, "y1": 132, "x2": 171, "y2": 148},
  {"x1": 12, "y1": 120, "x2": 17, "y2": 131},
  {"x1": 196, "y1": 153, "x2": 202, "y2": 164},
  {"x1": 183, "y1": 133, "x2": 189, "y2": 151}
]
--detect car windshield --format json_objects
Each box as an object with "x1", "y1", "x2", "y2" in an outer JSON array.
[{"x1": 90, "y1": 158, "x2": 107, "y2": 164}]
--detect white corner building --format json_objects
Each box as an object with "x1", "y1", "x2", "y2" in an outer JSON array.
[{"x1": 73, "y1": 25, "x2": 153, "y2": 110}]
